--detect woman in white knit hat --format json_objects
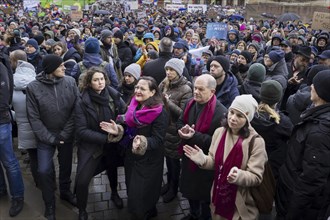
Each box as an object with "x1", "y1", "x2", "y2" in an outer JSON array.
[
  {"x1": 183, "y1": 94, "x2": 268, "y2": 220},
  {"x1": 158, "y1": 58, "x2": 193, "y2": 203}
]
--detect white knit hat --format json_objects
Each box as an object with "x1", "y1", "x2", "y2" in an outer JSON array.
[
  {"x1": 124, "y1": 63, "x2": 141, "y2": 80},
  {"x1": 164, "y1": 58, "x2": 185, "y2": 76},
  {"x1": 229, "y1": 94, "x2": 258, "y2": 122}
]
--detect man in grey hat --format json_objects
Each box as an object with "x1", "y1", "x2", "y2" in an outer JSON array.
[{"x1": 100, "y1": 29, "x2": 122, "y2": 81}]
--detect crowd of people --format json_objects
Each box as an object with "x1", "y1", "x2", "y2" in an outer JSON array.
[{"x1": 1, "y1": 1, "x2": 330, "y2": 220}]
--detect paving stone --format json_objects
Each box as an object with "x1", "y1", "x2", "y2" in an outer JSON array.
[
  {"x1": 94, "y1": 201, "x2": 108, "y2": 212},
  {"x1": 88, "y1": 193, "x2": 102, "y2": 203},
  {"x1": 89, "y1": 185, "x2": 106, "y2": 193}
]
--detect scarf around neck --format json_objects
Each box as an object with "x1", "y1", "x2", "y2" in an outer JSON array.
[
  {"x1": 178, "y1": 95, "x2": 217, "y2": 170},
  {"x1": 124, "y1": 96, "x2": 162, "y2": 128},
  {"x1": 212, "y1": 130, "x2": 244, "y2": 220},
  {"x1": 88, "y1": 87, "x2": 113, "y2": 124}
]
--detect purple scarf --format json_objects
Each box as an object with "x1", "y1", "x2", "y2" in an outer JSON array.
[
  {"x1": 125, "y1": 96, "x2": 163, "y2": 128},
  {"x1": 212, "y1": 130, "x2": 243, "y2": 220}
]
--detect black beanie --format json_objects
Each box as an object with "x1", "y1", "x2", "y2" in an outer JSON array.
[
  {"x1": 42, "y1": 54, "x2": 63, "y2": 74},
  {"x1": 313, "y1": 70, "x2": 330, "y2": 102},
  {"x1": 240, "y1": 50, "x2": 252, "y2": 64},
  {"x1": 206, "y1": 55, "x2": 230, "y2": 73},
  {"x1": 113, "y1": 30, "x2": 124, "y2": 41},
  {"x1": 33, "y1": 34, "x2": 45, "y2": 45},
  {"x1": 306, "y1": 65, "x2": 329, "y2": 86},
  {"x1": 260, "y1": 80, "x2": 283, "y2": 105}
]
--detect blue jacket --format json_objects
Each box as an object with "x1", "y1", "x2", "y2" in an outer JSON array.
[{"x1": 215, "y1": 73, "x2": 239, "y2": 108}]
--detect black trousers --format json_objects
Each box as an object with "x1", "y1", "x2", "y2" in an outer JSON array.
[{"x1": 165, "y1": 156, "x2": 180, "y2": 193}]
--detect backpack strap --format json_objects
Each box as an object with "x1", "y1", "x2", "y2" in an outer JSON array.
[{"x1": 248, "y1": 134, "x2": 260, "y2": 158}]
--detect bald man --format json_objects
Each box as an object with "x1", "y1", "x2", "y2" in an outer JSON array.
[{"x1": 177, "y1": 74, "x2": 227, "y2": 220}]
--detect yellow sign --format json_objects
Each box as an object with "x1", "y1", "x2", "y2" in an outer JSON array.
[{"x1": 71, "y1": 11, "x2": 83, "y2": 21}]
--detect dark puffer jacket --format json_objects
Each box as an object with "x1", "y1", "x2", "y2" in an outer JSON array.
[
  {"x1": 239, "y1": 80, "x2": 262, "y2": 103},
  {"x1": 276, "y1": 104, "x2": 330, "y2": 219},
  {"x1": 159, "y1": 76, "x2": 193, "y2": 159},
  {"x1": 26, "y1": 73, "x2": 79, "y2": 144}
]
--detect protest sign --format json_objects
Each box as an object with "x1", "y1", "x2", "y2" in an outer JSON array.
[
  {"x1": 187, "y1": 4, "x2": 207, "y2": 13},
  {"x1": 23, "y1": 0, "x2": 39, "y2": 9},
  {"x1": 189, "y1": 46, "x2": 210, "y2": 59},
  {"x1": 207, "y1": 9, "x2": 217, "y2": 19},
  {"x1": 206, "y1": 22, "x2": 228, "y2": 40},
  {"x1": 166, "y1": 4, "x2": 185, "y2": 11},
  {"x1": 172, "y1": 0, "x2": 182, "y2": 4},
  {"x1": 137, "y1": 11, "x2": 147, "y2": 19},
  {"x1": 71, "y1": 11, "x2": 83, "y2": 21},
  {"x1": 312, "y1": 12, "x2": 330, "y2": 31}
]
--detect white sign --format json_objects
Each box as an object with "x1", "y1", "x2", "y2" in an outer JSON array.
[
  {"x1": 137, "y1": 11, "x2": 147, "y2": 19},
  {"x1": 187, "y1": 4, "x2": 207, "y2": 13},
  {"x1": 23, "y1": 0, "x2": 39, "y2": 9},
  {"x1": 189, "y1": 46, "x2": 210, "y2": 59},
  {"x1": 127, "y1": 1, "x2": 138, "y2": 10},
  {"x1": 166, "y1": 4, "x2": 185, "y2": 11},
  {"x1": 172, "y1": 0, "x2": 182, "y2": 4}
]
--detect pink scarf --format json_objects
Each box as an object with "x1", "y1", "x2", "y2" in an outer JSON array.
[
  {"x1": 178, "y1": 95, "x2": 217, "y2": 170},
  {"x1": 125, "y1": 96, "x2": 163, "y2": 128},
  {"x1": 212, "y1": 130, "x2": 243, "y2": 220}
]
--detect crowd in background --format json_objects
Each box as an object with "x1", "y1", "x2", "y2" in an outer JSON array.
[{"x1": 1, "y1": 1, "x2": 330, "y2": 220}]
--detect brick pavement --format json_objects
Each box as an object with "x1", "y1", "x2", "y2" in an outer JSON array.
[{"x1": 14, "y1": 143, "x2": 190, "y2": 220}]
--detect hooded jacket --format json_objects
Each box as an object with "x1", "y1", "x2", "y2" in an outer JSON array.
[
  {"x1": 12, "y1": 61, "x2": 37, "y2": 149},
  {"x1": 215, "y1": 73, "x2": 240, "y2": 108}
]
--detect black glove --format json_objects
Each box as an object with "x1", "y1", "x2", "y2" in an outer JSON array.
[{"x1": 53, "y1": 135, "x2": 65, "y2": 145}]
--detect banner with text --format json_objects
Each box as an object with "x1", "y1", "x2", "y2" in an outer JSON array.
[
  {"x1": 187, "y1": 4, "x2": 207, "y2": 13},
  {"x1": 206, "y1": 22, "x2": 228, "y2": 40},
  {"x1": 166, "y1": 4, "x2": 185, "y2": 11},
  {"x1": 312, "y1": 12, "x2": 330, "y2": 31}
]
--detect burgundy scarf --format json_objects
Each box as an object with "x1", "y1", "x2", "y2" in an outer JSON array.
[
  {"x1": 125, "y1": 96, "x2": 163, "y2": 128},
  {"x1": 178, "y1": 95, "x2": 217, "y2": 171},
  {"x1": 212, "y1": 130, "x2": 243, "y2": 220}
]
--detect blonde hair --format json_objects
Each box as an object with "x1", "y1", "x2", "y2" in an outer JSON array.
[{"x1": 257, "y1": 103, "x2": 280, "y2": 124}]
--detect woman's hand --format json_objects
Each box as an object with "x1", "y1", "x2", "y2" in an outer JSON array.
[
  {"x1": 100, "y1": 120, "x2": 119, "y2": 135},
  {"x1": 178, "y1": 124, "x2": 195, "y2": 139},
  {"x1": 132, "y1": 135, "x2": 147, "y2": 155},
  {"x1": 227, "y1": 166, "x2": 240, "y2": 183},
  {"x1": 183, "y1": 145, "x2": 206, "y2": 166}
]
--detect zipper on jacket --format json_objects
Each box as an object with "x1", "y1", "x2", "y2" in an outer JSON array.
[{"x1": 53, "y1": 78, "x2": 60, "y2": 111}]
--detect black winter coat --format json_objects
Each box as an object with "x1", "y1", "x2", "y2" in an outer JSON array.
[
  {"x1": 177, "y1": 99, "x2": 227, "y2": 201},
  {"x1": 251, "y1": 111, "x2": 293, "y2": 179},
  {"x1": 239, "y1": 80, "x2": 262, "y2": 103},
  {"x1": 124, "y1": 108, "x2": 168, "y2": 217},
  {"x1": 276, "y1": 104, "x2": 330, "y2": 219},
  {"x1": 26, "y1": 74, "x2": 78, "y2": 144},
  {"x1": 116, "y1": 41, "x2": 133, "y2": 72}
]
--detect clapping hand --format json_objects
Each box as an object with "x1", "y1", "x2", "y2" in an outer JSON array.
[
  {"x1": 227, "y1": 166, "x2": 240, "y2": 183},
  {"x1": 183, "y1": 144, "x2": 206, "y2": 166},
  {"x1": 100, "y1": 120, "x2": 119, "y2": 135},
  {"x1": 178, "y1": 124, "x2": 195, "y2": 139}
]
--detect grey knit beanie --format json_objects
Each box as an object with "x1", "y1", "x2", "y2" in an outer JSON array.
[
  {"x1": 164, "y1": 58, "x2": 185, "y2": 76},
  {"x1": 260, "y1": 80, "x2": 283, "y2": 105},
  {"x1": 124, "y1": 63, "x2": 141, "y2": 80},
  {"x1": 100, "y1": 29, "x2": 113, "y2": 41},
  {"x1": 247, "y1": 63, "x2": 266, "y2": 83}
]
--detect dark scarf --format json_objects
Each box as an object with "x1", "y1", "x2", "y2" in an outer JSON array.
[
  {"x1": 88, "y1": 87, "x2": 113, "y2": 123},
  {"x1": 27, "y1": 51, "x2": 39, "y2": 61},
  {"x1": 238, "y1": 63, "x2": 249, "y2": 73},
  {"x1": 212, "y1": 130, "x2": 244, "y2": 219},
  {"x1": 179, "y1": 95, "x2": 217, "y2": 171}
]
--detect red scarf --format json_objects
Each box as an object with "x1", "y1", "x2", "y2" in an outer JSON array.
[
  {"x1": 125, "y1": 96, "x2": 163, "y2": 128},
  {"x1": 212, "y1": 130, "x2": 243, "y2": 220},
  {"x1": 178, "y1": 95, "x2": 217, "y2": 171}
]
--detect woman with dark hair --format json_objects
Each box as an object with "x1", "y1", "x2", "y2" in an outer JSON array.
[
  {"x1": 183, "y1": 95, "x2": 268, "y2": 220},
  {"x1": 52, "y1": 41, "x2": 82, "y2": 76},
  {"x1": 101, "y1": 76, "x2": 168, "y2": 220},
  {"x1": 74, "y1": 67, "x2": 126, "y2": 220}
]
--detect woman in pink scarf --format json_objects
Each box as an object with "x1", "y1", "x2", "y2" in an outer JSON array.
[
  {"x1": 183, "y1": 95, "x2": 268, "y2": 220},
  {"x1": 101, "y1": 76, "x2": 168, "y2": 220}
]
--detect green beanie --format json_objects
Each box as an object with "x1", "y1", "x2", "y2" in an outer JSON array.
[{"x1": 260, "y1": 80, "x2": 283, "y2": 105}]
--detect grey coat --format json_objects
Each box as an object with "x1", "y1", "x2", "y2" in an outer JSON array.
[{"x1": 12, "y1": 61, "x2": 37, "y2": 149}]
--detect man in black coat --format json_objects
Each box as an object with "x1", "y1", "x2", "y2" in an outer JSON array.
[
  {"x1": 143, "y1": 37, "x2": 191, "y2": 85},
  {"x1": 177, "y1": 74, "x2": 227, "y2": 220},
  {"x1": 275, "y1": 70, "x2": 330, "y2": 220},
  {"x1": 113, "y1": 30, "x2": 133, "y2": 72}
]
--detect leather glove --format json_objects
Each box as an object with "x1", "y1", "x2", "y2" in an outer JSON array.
[{"x1": 53, "y1": 135, "x2": 65, "y2": 145}]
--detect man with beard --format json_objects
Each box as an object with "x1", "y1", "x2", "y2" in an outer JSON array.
[
  {"x1": 133, "y1": 23, "x2": 146, "y2": 47},
  {"x1": 280, "y1": 46, "x2": 311, "y2": 110},
  {"x1": 206, "y1": 55, "x2": 239, "y2": 108},
  {"x1": 100, "y1": 29, "x2": 122, "y2": 82}
]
